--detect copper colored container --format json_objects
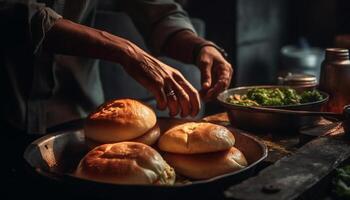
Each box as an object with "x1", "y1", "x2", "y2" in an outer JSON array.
[
  {"x1": 335, "y1": 35, "x2": 350, "y2": 49},
  {"x1": 217, "y1": 86, "x2": 329, "y2": 133},
  {"x1": 319, "y1": 48, "x2": 350, "y2": 113},
  {"x1": 278, "y1": 73, "x2": 317, "y2": 91}
]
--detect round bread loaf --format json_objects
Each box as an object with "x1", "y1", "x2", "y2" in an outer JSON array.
[
  {"x1": 85, "y1": 124, "x2": 160, "y2": 149},
  {"x1": 76, "y1": 142, "x2": 175, "y2": 185},
  {"x1": 163, "y1": 147, "x2": 247, "y2": 180},
  {"x1": 131, "y1": 123, "x2": 160, "y2": 145},
  {"x1": 158, "y1": 122, "x2": 235, "y2": 154},
  {"x1": 85, "y1": 99, "x2": 157, "y2": 143}
]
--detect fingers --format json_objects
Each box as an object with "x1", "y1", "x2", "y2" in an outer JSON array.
[
  {"x1": 164, "y1": 74, "x2": 201, "y2": 118},
  {"x1": 206, "y1": 79, "x2": 226, "y2": 99},
  {"x1": 154, "y1": 89, "x2": 167, "y2": 110},
  {"x1": 169, "y1": 80, "x2": 191, "y2": 117},
  {"x1": 196, "y1": 46, "x2": 233, "y2": 101},
  {"x1": 125, "y1": 51, "x2": 200, "y2": 117},
  {"x1": 174, "y1": 73, "x2": 201, "y2": 117},
  {"x1": 145, "y1": 78, "x2": 167, "y2": 110},
  {"x1": 163, "y1": 80, "x2": 179, "y2": 117},
  {"x1": 204, "y1": 62, "x2": 232, "y2": 100},
  {"x1": 198, "y1": 59, "x2": 213, "y2": 90}
]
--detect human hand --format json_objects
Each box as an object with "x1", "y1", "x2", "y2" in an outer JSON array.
[
  {"x1": 43, "y1": 20, "x2": 200, "y2": 117},
  {"x1": 196, "y1": 46, "x2": 233, "y2": 101},
  {"x1": 123, "y1": 43, "x2": 201, "y2": 117}
]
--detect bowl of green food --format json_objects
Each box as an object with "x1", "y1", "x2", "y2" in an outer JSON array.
[{"x1": 217, "y1": 85, "x2": 329, "y2": 133}]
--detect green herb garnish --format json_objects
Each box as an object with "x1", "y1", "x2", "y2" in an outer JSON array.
[{"x1": 226, "y1": 88, "x2": 323, "y2": 106}]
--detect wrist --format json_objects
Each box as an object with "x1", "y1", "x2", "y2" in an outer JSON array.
[
  {"x1": 163, "y1": 30, "x2": 207, "y2": 64},
  {"x1": 116, "y1": 39, "x2": 151, "y2": 69},
  {"x1": 193, "y1": 42, "x2": 229, "y2": 64}
]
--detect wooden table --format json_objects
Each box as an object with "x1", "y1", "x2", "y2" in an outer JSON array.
[{"x1": 203, "y1": 113, "x2": 350, "y2": 200}]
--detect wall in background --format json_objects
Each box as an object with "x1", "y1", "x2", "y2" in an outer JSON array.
[
  {"x1": 186, "y1": 0, "x2": 350, "y2": 87},
  {"x1": 96, "y1": 0, "x2": 350, "y2": 114},
  {"x1": 290, "y1": 0, "x2": 350, "y2": 47},
  {"x1": 235, "y1": 0, "x2": 289, "y2": 85},
  {"x1": 186, "y1": 0, "x2": 289, "y2": 86}
]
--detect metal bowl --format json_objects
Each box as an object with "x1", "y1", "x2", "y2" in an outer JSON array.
[
  {"x1": 217, "y1": 85, "x2": 329, "y2": 133},
  {"x1": 23, "y1": 118, "x2": 267, "y2": 199}
]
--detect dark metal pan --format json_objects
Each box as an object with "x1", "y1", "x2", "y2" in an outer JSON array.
[
  {"x1": 217, "y1": 85, "x2": 329, "y2": 133},
  {"x1": 23, "y1": 118, "x2": 267, "y2": 199}
]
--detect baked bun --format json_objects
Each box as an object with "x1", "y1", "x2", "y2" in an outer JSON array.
[
  {"x1": 76, "y1": 142, "x2": 175, "y2": 185},
  {"x1": 158, "y1": 122, "x2": 235, "y2": 154},
  {"x1": 85, "y1": 124, "x2": 160, "y2": 149},
  {"x1": 131, "y1": 124, "x2": 160, "y2": 145},
  {"x1": 163, "y1": 147, "x2": 247, "y2": 180},
  {"x1": 85, "y1": 99, "x2": 157, "y2": 143}
]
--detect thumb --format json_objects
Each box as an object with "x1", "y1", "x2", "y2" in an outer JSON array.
[{"x1": 199, "y1": 59, "x2": 213, "y2": 90}]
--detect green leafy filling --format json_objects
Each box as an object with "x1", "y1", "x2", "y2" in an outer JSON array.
[{"x1": 226, "y1": 88, "x2": 323, "y2": 106}]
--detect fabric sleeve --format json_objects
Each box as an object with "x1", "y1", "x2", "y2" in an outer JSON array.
[
  {"x1": 119, "y1": 0, "x2": 197, "y2": 55},
  {"x1": 0, "y1": 0, "x2": 62, "y2": 54}
]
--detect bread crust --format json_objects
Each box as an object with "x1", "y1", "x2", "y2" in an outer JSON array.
[
  {"x1": 85, "y1": 99, "x2": 157, "y2": 143},
  {"x1": 158, "y1": 122, "x2": 235, "y2": 154},
  {"x1": 76, "y1": 142, "x2": 175, "y2": 185},
  {"x1": 163, "y1": 147, "x2": 247, "y2": 180},
  {"x1": 85, "y1": 124, "x2": 160, "y2": 149}
]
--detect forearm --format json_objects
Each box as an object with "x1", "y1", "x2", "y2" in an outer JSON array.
[{"x1": 43, "y1": 19, "x2": 136, "y2": 66}]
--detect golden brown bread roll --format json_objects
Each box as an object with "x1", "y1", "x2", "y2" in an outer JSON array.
[
  {"x1": 162, "y1": 147, "x2": 247, "y2": 180},
  {"x1": 158, "y1": 122, "x2": 235, "y2": 154},
  {"x1": 85, "y1": 124, "x2": 160, "y2": 149},
  {"x1": 76, "y1": 142, "x2": 175, "y2": 185},
  {"x1": 85, "y1": 99, "x2": 157, "y2": 143},
  {"x1": 131, "y1": 123, "x2": 160, "y2": 145}
]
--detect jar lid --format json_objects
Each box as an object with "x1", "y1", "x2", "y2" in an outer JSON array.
[
  {"x1": 278, "y1": 73, "x2": 317, "y2": 85},
  {"x1": 325, "y1": 48, "x2": 349, "y2": 61}
]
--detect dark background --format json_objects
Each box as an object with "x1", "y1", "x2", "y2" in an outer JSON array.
[
  {"x1": 97, "y1": 0, "x2": 350, "y2": 116},
  {"x1": 183, "y1": 0, "x2": 350, "y2": 85},
  {"x1": 3, "y1": 1, "x2": 350, "y2": 198}
]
